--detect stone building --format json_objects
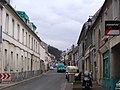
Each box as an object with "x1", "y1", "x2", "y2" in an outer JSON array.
[{"x1": 77, "y1": 0, "x2": 120, "y2": 90}]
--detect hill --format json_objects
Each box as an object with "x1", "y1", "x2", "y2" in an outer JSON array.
[{"x1": 48, "y1": 45, "x2": 62, "y2": 61}]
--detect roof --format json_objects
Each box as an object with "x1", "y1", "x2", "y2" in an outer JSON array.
[
  {"x1": 0, "y1": 2, "x2": 40, "y2": 41},
  {"x1": 31, "y1": 22, "x2": 37, "y2": 30},
  {"x1": 77, "y1": 0, "x2": 106, "y2": 45},
  {"x1": 16, "y1": 11, "x2": 29, "y2": 23}
]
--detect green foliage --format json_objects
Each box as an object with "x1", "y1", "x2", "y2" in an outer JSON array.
[{"x1": 48, "y1": 45, "x2": 62, "y2": 61}]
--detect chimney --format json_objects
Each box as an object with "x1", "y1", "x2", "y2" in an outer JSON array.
[{"x1": 5, "y1": 0, "x2": 12, "y2": 4}]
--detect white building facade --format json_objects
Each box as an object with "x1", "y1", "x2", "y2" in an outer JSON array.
[{"x1": 0, "y1": 1, "x2": 46, "y2": 82}]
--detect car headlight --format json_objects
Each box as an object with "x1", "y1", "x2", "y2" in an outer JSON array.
[{"x1": 75, "y1": 73, "x2": 79, "y2": 77}]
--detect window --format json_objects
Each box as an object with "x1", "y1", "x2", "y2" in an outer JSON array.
[
  {"x1": 34, "y1": 40, "x2": 35, "y2": 51},
  {"x1": 10, "y1": 52, "x2": 13, "y2": 71},
  {"x1": 29, "y1": 35, "x2": 30, "y2": 48},
  {"x1": 113, "y1": 0, "x2": 119, "y2": 20},
  {"x1": 17, "y1": 24, "x2": 20, "y2": 41},
  {"x1": 25, "y1": 57, "x2": 26, "y2": 71},
  {"x1": 16, "y1": 54, "x2": 18, "y2": 71},
  {"x1": 26, "y1": 32, "x2": 27, "y2": 46},
  {"x1": 21, "y1": 56, "x2": 23, "y2": 71},
  {"x1": 31, "y1": 59, "x2": 33, "y2": 71},
  {"x1": 4, "y1": 49, "x2": 7, "y2": 71},
  {"x1": 22, "y1": 29, "x2": 24, "y2": 44},
  {"x1": 28, "y1": 58, "x2": 30, "y2": 71},
  {"x1": 98, "y1": 29, "x2": 101, "y2": 47},
  {"x1": 36, "y1": 41, "x2": 37, "y2": 52},
  {"x1": 5, "y1": 13, "x2": 9, "y2": 33},
  {"x1": 12, "y1": 19, "x2": 14, "y2": 37},
  {"x1": 31, "y1": 37, "x2": 33, "y2": 49}
]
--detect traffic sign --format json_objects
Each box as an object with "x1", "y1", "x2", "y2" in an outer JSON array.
[{"x1": 0, "y1": 73, "x2": 10, "y2": 79}]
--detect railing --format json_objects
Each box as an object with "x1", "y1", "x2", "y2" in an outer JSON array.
[{"x1": 11, "y1": 70, "x2": 42, "y2": 82}]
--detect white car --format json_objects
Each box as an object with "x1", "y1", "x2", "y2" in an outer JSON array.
[
  {"x1": 115, "y1": 80, "x2": 120, "y2": 90},
  {"x1": 50, "y1": 66, "x2": 54, "y2": 70}
]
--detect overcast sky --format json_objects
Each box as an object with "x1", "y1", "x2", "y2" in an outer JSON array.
[{"x1": 12, "y1": 0, "x2": 105, "y2": 51}]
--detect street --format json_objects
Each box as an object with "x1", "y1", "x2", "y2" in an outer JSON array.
[
  {"x1": 2, "y1": 69, "x2": 107, "y2": 90},
  {"x1": 3, "y1": 70, "x2": 66, "y2": 90}
]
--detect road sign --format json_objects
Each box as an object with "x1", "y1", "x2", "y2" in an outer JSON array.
[
  {"x1": 0, "y1": 73, "x2": 10, "y2": 79},
  {"x1": 105, "y1": 21, "x2": 120, "y2": 36}
]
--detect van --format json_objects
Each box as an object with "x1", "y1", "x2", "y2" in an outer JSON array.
[
  {"x1": 66, "y1": 66, "x2": 81, "y2": 82},
  {"x1": 57, "y1": 63, "x2": 66, "y2": 72}
]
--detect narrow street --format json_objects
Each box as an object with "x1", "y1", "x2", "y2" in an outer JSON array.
[
  {"x1": 3, "y1": 70, "x2": 66, "y2": 90},
  {"x1": 1, "y1": 69, "x2": 108, "y2": 90}
]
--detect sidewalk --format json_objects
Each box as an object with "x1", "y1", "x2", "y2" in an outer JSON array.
[
  {"x1": 0, "y1": 74, "x2": 43, "y2": 90},
  {"x1": 65, "y1": 81, "x2": 107, "y2": 90}
]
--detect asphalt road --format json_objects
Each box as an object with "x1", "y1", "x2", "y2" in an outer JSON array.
[{"x1": 3, "y1": 70, "x2": 66, "y2": 90}]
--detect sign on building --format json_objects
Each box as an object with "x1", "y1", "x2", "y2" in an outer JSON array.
[{"x1": 105, "y1": 21, "x2": 120, "y2": 36}]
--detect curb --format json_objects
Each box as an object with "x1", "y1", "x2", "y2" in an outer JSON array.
[{"x1": 0, "y1": 73, "x2": 44, "y2": 90}]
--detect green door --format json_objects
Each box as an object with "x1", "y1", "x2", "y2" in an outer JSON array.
[{"x1": 102, "y1": 50, "x2": 110, "y2": 89}]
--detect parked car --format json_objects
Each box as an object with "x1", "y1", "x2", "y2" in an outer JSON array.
[
  {"x1": 115, "y1": 80, "x2": 120, "y2": 90},
  {"x1": 49, "y1": 66, "x2": 54, "y2": 70},
  {"x1": 66, "y1": 66, "x2": 81, "y2": 82}
]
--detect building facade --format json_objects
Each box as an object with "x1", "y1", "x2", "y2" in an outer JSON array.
[
  {"x1": 0, "y1": 0, "x2": 49, "y2": 82},
  {"x1": 77, "y1": 0, "x2": 120, "y2": 90}
]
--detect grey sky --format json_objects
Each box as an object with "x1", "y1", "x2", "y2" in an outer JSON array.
[{"x1": 12, "y1": 0, "x2": 105, "y2": 51}]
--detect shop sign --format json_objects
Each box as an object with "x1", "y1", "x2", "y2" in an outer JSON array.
[{"x1": 105, "y1": 21, "x2": 120, "y2": 36}]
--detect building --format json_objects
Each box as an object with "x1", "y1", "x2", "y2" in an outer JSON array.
[
  {"x1": 77, "y1": 0, "x2": 120, "y2": 90},
  {"x1": 0, "y1": 0, "x2": 47, "y2": 82},
  {"x1": 62, "y1": 45, "x2": 79, "y2": 67}
]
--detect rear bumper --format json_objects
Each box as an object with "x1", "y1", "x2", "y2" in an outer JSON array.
[{"x1": 57, "y1": 70, "x2": 66, "y2": 72}]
